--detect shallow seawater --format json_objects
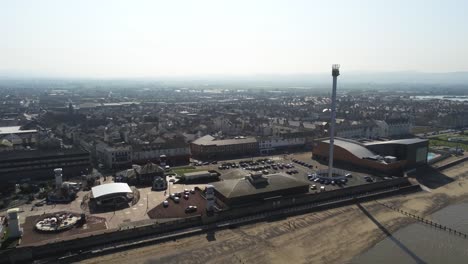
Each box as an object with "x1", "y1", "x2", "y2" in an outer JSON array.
[{"x1": 352, "y1": 203, "x2": 468, "y2": 264}]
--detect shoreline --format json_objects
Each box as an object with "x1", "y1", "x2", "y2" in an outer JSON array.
[
  {"x1": 345, "y1": 164, "x2": 468, "y2": 263},
  {"x1": 349, "y1": 194, "x2": 468, "y2": 264}
]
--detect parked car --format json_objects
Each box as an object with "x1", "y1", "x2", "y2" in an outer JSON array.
[
  {"x1": 185, "y1": 205, "x2": 197, "y2": 213},
  {"x1": 163, "y1": 200, "x2": 169, "y2": 207},
  {"x1": 310, "y1": 184, "x2": 317, "y2": 190},
  {"x1": 345, "y1": 173, "x2": 352, "y2": 178},
  {"x1": 364, "y1": 176, "x2": 374, "y2": 182}
]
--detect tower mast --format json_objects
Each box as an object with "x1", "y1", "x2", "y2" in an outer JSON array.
[{"x1": 328, "y1": 64, "x2": 340, "y2": 178}]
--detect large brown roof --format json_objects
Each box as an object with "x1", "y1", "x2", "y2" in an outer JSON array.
[{"x1": 212, "y1": 173, "x2": 309, "y2": 199}]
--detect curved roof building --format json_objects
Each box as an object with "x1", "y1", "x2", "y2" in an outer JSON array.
[
  {"x1": 91, "y1": 182, "x2": 132, "y2": 200},
  {"x1": 313, "y1": 137, "x2": 428, "y2": 175}
]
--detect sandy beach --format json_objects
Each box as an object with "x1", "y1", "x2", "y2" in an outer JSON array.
[{"x1": 81, "y1": 162, "x2": 468, "y2": 264}]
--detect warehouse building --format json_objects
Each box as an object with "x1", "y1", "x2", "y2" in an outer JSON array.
[{"x1": 312, "y1": 137, "x2": 428, "y2": 175}]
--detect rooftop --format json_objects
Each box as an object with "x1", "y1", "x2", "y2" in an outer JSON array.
[
  {"x1": 138, "y1": 162, "x2": 164, "y2": 175},
  {"x1": 212, "y1": 173, "x2": 309, "y2": 199},
  {"x1": 0, "y1": 148, "x2": 89, "y2": 162},
  {"x1": 192, "y1": 135, "x2": 257, "y2": 146},
  {"x1": 364, "y1": 138, "x2": 428, "y2": 146},
  {"x1": 91, "y1": 183, "x2": 132, "y2": 199},
  {"x1": 323, "y1": 138, "x2": 376, "y2": 159},
  {"x1": 0, "y1": 126, "x2": 37, "y2": 135}
]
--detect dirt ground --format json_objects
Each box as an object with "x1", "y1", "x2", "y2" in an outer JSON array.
[{"x1": 80, "y1": 162, "x2": 468, "y2": 264}]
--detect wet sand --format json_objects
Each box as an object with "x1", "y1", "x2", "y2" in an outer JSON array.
[{"x1": 81, "y1": 162, "x2": 468, "y2": 264}]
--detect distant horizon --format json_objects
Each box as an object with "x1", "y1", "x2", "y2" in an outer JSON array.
[{"x1": 2, "y1": 70, "x2": 468, "y2": 86}]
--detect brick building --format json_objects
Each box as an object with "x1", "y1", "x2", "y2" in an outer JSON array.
[{"x1": 190, "y1": 135, "x2": 258, "y2": 160}]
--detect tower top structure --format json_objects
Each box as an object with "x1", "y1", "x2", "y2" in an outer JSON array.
[{"x1": 332, "y1": 64, "x2": 340, "y2": 77}]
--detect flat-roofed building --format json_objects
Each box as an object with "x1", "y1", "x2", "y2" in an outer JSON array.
[
  {"x1": 0, "y1": 148, "x2": 91, "y2": 182},
  {"x1": 191, "y1": 135, "x2": 258, "y2": 160},
  {"x1": 95, "y1": 142, "x2": 132, "y2": 169},
  {"x1": 182, "y1": 170, "x2": 220, "y2": 182},
  {"x1": 132, "y1": 141, "x2": 190, "y2": 166},
  {"x1": 0, "y1": 126, "x2": 38, "y2": 151}
]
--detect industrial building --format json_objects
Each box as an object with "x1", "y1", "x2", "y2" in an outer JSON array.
[
  {"x1": 312, "y1": 137, "x2": 429, "y2": 175},
  {"x1": 190, "y1": 135, "x2": 258, "y2": 160},
  {"x1": 212, "y1": 173, "x2": 310, "y2": 206},
  {"x1": 0, "y1": 148, "x2": 91, "y2": 182}
]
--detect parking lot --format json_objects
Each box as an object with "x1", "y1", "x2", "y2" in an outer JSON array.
[{"x1": 190, "y1": 152, "x2": 381, "y2": 193}]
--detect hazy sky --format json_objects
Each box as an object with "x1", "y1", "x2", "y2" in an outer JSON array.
[{"x1": 2, "y1": 0, "x2": 468, "y2": 78}]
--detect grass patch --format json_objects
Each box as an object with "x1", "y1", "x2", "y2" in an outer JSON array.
[
  {"x1": 435, "y1": 134, "x2": 468, "y2": 141},
  {"x1": 172, "y1": 167, "x2": 207, "y2": 176},
  {"x1": 411, "y1": 126, "x2": 434, "y2": 134},
  {"x1": 429, "y1": 139, "x2": 468, "y2": 151}
]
